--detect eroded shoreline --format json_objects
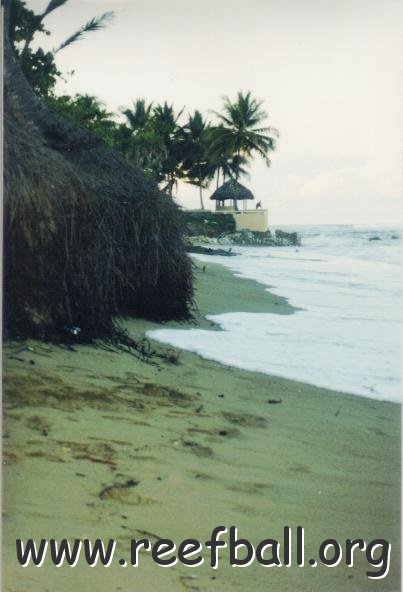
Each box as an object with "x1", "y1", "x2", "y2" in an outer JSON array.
[{"x1": 2, "y1": 263, "x2": 400, "y2": 591}]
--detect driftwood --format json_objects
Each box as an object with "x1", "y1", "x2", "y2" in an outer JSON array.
[{"x1": 187, "y1": 246, "x2": 237, "y2": 256}]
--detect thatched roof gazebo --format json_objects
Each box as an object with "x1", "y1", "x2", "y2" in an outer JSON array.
[
  {"x1": 209, "y1": 179, "x2": 268, "y2": 232},
  {"x1": 210, "y1": 180, "x2": 254, "y2": 211}
]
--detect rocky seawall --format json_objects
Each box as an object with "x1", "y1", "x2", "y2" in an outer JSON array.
[
  {"x1": 186, "y1": 228, "x2": 301, "y2": 249},
  {"x1": 183, "y1": 210, "x2": 301, "y2": 249}
]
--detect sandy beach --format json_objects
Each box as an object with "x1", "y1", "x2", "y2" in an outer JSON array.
[{"x1": 2, "y1": 261, "x2": 400, "y2": 591}]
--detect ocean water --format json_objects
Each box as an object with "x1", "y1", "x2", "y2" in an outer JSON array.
[{"x1": 149, "y1": 226, "x2": 402, "y2": 403}]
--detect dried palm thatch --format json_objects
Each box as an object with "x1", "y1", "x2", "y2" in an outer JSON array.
[
  {"x1": 3, "y1": 2, "x2": 193, "y2": 343},
  {"x1": 210, "y1": 180, "x2": 254, "y2": 202}
]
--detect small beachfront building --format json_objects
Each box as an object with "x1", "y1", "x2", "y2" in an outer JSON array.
[{"x1": 210, "y1": 180, "x2": 269, "y2": 232}]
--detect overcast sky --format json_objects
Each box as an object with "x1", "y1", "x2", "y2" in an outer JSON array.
[{"x1": 27, "y1": 0, "x2": 402, "y2": 225}]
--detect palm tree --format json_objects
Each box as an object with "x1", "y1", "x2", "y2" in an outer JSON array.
[
  {"x1": 122, "y1": 99, "x2": 154, "y2": 132},
  {"x1": 181, "y1": 111, "x2": 215, "y2": 210},
  {"x1": 206, "y1": 124, "x2": 248, "y2": 189},
  {"x1": 120, "y1": 99, "x2": 166, "y2": 179},
  {"x1": 152, "y1": 102, "x2": 184, "y2": 196},
  {"x1": 209, "y1": 91, "x2": 278, "y2": 209}
]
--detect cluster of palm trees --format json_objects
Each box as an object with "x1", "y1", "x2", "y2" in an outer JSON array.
[
  {"x1": 118, "y1": 91, "x2": 279, "y2": 209},
  {"x1": 11, "y1": 1, "x2": 279, "y2": 210}
]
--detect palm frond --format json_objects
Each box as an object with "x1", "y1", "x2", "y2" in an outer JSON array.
[
  {"x1": 123, "y1": 99, "x2": 154, "y2": 131},
  {"x1": 213, "y1": 112, "x2": 233, "y2": 127},
  {"x1": 42, "y1": 0, "x2": 69, "y2": 18},
  {"x1": 251, "y1": 126, "x2": 279, "y2": 136},
  {"x1": 53, "y1": 12, "x2": 114, "y2": 54}
]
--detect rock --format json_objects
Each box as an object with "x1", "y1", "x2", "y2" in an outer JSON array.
[
  {"x1": 219, "y1": 229, "x2": 277, "y2": 246},
  {"x1": 187, "y1": 228, "x2": 301, "y2": 247},
  {"x1": 274, "y1": 229, "x2": 301, "y2": 246}
]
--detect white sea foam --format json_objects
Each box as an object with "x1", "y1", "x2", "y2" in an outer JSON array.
[{"x1": 148, "y1": 226, "x2": 402, "y2": 402}]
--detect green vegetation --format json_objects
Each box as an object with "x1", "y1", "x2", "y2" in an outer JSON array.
[
  {"x1": 45, "y1": 94, "x2": 117, "y2": 145},
  {"x1": 119, "y1": 99, "x2": 167, "y2": 179},
  {"x1": 181, "y1": 111, "x2": 216, "y2": 210},
  {"x1": 10, "y1": 0, "x2": 114, "y2": 96},
  {"x1": 183, "y1": 211, "x2": 236, "y2": 238},
  {"x1": 10, "y1": 0, "x2": 278, "y2": 209}
]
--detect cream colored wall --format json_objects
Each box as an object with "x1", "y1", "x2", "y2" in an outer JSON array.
[
  {"x1": 215, "y1": 204, "x2": 235, "y2": 211},
  {"x1": 232, "y1": 210, "x2": 269, "y2": 232}
]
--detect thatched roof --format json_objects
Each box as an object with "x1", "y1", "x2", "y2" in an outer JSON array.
[
  {"x1": 3, "y1": 1, "x2": 193, "y2": 343},
  {"x1": 210, "y1": 180, "x2": 254, "y2": 201}
]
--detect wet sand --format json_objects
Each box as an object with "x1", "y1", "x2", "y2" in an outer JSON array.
[{"x1": 2, "y1": 262, "x2": 401, "y2": 591}]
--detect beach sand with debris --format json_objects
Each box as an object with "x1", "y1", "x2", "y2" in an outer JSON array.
[{"x1": 2, "y1": 263, "x2": 400, "y2": 591}]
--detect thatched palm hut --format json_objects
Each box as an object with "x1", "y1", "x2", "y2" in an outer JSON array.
[
  {"x1": 210, "y1": 180, "x2": 254, "y2": 211},
  {"x1": 3, "y1": 1, "x2": 193, "y2": 342}
]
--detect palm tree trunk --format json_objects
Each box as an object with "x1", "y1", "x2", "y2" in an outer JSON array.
[
  {"x1": 199, "y1": 183, "x2": 204, "y2": 210},
  {"x1": 233, "y1": 149, "x2": 240, "y2": 211},
  {"x1": 198, "y1": 164, "x2": 204, "y2": 210}
]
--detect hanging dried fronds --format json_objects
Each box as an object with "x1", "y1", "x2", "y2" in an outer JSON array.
[{"x1": 3, "y1": 2, "x2": 193, "y2": 343}]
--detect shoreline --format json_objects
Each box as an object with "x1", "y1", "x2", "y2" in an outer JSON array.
[
  {"x1": 149, "y1": 258, "x2": 398, "y2": 403},
  {"x1": 2, "y1": 262, "x2": 401, "y2": 591}
]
